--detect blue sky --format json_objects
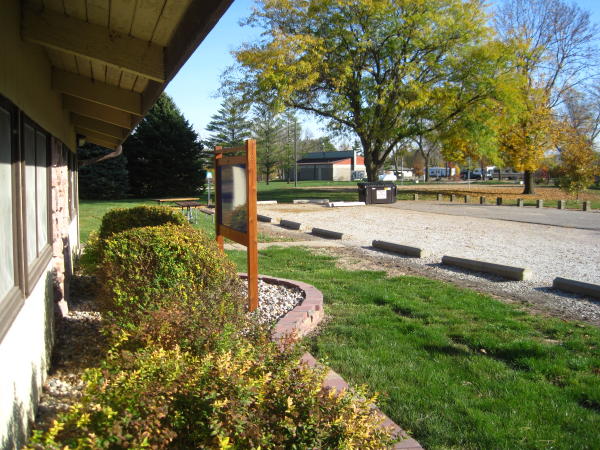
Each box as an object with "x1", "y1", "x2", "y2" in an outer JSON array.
[{"x1": 166, "y1": 0, "x2": 600, "y2": 142}]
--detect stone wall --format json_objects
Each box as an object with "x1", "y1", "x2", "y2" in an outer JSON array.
[{"x1": 50, "y1": 138, "x2": 72, "y2": 318}]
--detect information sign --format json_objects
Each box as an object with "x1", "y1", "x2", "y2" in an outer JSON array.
[{"x1": 214, "y1": 140, "x2": 258, "y2": 311}]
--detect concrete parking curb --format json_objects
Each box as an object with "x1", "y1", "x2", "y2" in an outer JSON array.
[
  {"x1": 293, "y1": 199, "x2": 329, "y2": 204},
  {"x1": 257, "y1": 200, "x2": 278, "y2": 205},
  {"x1": 553, "y1": 277, "x2": 600, "y2": 300},
  {"x1": 312, "y1": 227, "x2": 344, "y2": 240},
  {"x1": 372, "y1": 240, "x2": 428, "y2": 258},
  {"x1": 280, "y1": 219, "x2": 301, "y2": 230},
  {"x1": 442, "y1": 255, "x2": 532, "y2": 281},
  {"x1": 257, "y1": 214, "x2": 272, "y2": 223},
  {"x1": 328, "y1": 201, "x2": 366, "y2": 207}
]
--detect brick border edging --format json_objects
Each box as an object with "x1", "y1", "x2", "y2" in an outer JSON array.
[
  {"x1": 300, "y1": 353, "x2": 423, "y2": 450},
  {"x1": 238, "y1": 273, "x2": 324, "y2": 340},
  {"x1": 239, "y1": 273, "x2": 422, "y2": 449}
]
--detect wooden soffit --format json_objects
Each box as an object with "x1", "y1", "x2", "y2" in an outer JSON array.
[{"x1": 21, "y1": 0, "x2": 234, "y2": 150}]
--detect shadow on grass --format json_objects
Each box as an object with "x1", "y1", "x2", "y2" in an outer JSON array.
[{"x1": 425, "y1": 262, "x2": 510, "y2": 284}]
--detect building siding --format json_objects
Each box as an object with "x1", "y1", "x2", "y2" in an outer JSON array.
[
  {"x1": 0, "y1": 3, "x2": 79, "y2": 444},
  {"x1": 0, "y1": 260, "x2": 54, "y2": 450},
  {"x1": 0, "y1": 0, "x2": 76, "y2": 150}
]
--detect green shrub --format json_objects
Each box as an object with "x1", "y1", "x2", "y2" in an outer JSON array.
[
  {"x1": 98, "y1": 205, "x2": 187, "y2": 241},
  {"x1": 98, "y1": 224, "x2": 247, "y2": 349},
  {"x1": 28, "y1": 336, "x2": 395, "y2": 449},
  {"x1": 78, "y1": 231, "x2": 101, "y2": 276}
]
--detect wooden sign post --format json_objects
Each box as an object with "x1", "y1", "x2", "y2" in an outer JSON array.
[{"x1": 214, "y1": 140, "x2": 258, "y2": 311}]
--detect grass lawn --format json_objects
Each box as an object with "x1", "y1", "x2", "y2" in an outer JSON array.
[
  {"x1": 79, "y1": 198, "x2": 290, "y2": 244},
  {"x1": 79, "y1": 199, "x2": 156, "y2": 242},
  {"x1": 227, "y1": 247, "x2": 600, "y2": 449}
]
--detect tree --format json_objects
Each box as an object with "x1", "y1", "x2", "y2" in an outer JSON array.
[
  {"x1": 206, "y1": 95, "x2": 253, "y2": 148},
  {"x1": 253, "y1": 104, "x2": 285, "y2": 184},
  {"x1": 561, "y1": 87, "x2": 600, "y2": 148},
  {"x1": 495, "y1": 0, "x2": 599, "y2": 194},
  {"x1": 555, "y1": 125, "x2": 599, "y2": 197},
  {"x1": 279, "y1": 111, "x2": 302, "y2": 181},
  {"x1": 439, "y1": 76, "x2": 520, "y2": 175},
  {"x1": 497, "y1": 87, "x2": 559, "y2": 189},
  {"x1": 412, "y1": 152, "x2": 425, "y2": 179},
  {"x1": 78, "y1": 144, "x2": 129, "y2": 199},
  {"x1": 124, "y1": 93, "x2": 204, "y2": 197},
  {"x1": 412, "y1": 127, "x2": 442, "y2": 182},
  {"x1": 229, "y1": 0, "x2": 509, "y2": 181}
]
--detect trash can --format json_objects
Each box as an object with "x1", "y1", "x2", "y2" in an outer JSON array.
[{"x1": 357, "y1": 182, "x2": 397, "y2": 204}]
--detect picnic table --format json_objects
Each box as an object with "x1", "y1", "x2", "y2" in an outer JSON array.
[
  {"x1": 154, "y1": 197, "x2": 199, "y2": 204},
  {"x1": 174, "y1": 200, "x2": 203, "y2": 223}
]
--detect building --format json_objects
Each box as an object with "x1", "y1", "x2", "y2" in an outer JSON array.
[
  {"x1": 0, "y1": 1, "x2": 232, "y2": 447},
  {"x1": 295, "y1": 151, "x2": 366, "y2": 181}
]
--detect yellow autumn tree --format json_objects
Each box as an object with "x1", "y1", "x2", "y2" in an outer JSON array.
[
  {"x1": 555, "y1": 125, "x2": 600, "y2": 198},
  {"x1": 497, "y1": 87, "x2": 558, "y2": 193},
  {"x1": 228, "y1": 0, "x2": 514, "y2": 181}
]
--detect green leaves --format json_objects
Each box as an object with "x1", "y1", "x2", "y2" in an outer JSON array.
[
  {"x1": 230, "y1": 0, "x2": 512, "y2": 179},
  {"x1": 124, "y1": 93, "x2": 204, "y2": 197}
]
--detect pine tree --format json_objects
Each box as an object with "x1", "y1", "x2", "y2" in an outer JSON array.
[
  {"x1": 206, "y1": 95, "x2": 253, "y2": 148},
  {"x1": 253, "y1": 104, "x2": 285, "y2": 184},
  {"x1": 78, "y1": 144, "x2": 129, "y2": 199},
  {"x1": 279, "y1": 111, "x2": 302, "y2": 181},
  {"x1": 124, "y1": 93, "x2": 204, "y2": 197}
]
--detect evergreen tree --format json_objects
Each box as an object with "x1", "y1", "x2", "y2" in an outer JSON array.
[
  {"x1": 206, "y1": 95, "x2": 253, "y2": 148},
  {"x1": 124, "y1": 93, "x2": 204, "y2": 197},
  {"x1": 78, "y1": 144, "x2": 129, "y2": 199},
  {"x1": 253, "y1": 104, "x2": 285, "y2": 184},
  {"x1": 279, "y1": 111, "x2": 302, "y2": 181}
]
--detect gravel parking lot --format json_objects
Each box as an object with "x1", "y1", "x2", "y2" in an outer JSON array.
[{"x1": 258, "y1": 202, "x2": 600, "y2": 324}]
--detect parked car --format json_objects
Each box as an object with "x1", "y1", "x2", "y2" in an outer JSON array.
[
  {"x1": 461, "y1": 170, "x2": 481, "y2": 180},
  {"x1": 378, "y1": 172, "x2": 398, "y2": 182}
]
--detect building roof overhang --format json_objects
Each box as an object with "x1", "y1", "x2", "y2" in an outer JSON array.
[{"x1": 21, "y1": 0, "x2": 233, "y2": 149}]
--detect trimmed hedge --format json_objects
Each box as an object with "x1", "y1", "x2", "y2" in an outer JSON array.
[
  {"x1": 98, "y1": 205, "x2": 187, "y2": 241},
  {"x1": 98, "y1": 224, "x2": 246, "y2": 349},
  {"x1": 28, "y1": 336, "x2": 395, "y2": 449}
]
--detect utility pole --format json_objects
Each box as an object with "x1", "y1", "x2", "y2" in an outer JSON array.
[
  {"x1": 286, "y1": 119, "x2": 291, "y2": 183},
  {"x1": 467, "y1": 156, "x2": 471, "y2": 187},
  {"x1": 293, "y1": 120, "x2": 298, "y2": 187},
  {"x1": 400, "y1": 155, "x2": 404, "y2": 185}
]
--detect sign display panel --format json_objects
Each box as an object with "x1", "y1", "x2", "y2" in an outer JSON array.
[
  {"x1": 218, "y1": 164, "x2": 247, "y2": 233},
  {"x1": 214, "y1": 140, "x2": 258, "y2": 311}
]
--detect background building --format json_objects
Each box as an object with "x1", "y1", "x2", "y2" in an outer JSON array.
[{"x1": 295, "y1": 150, "x2": 366, "y2": 181}]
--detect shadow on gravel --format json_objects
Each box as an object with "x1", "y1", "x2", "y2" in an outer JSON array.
[
  {"x1": 534, "y1": 286, "x2": 600, "y2": 304},
  {"x1": 361, "y1": 245, "x2": 417, "y2": 260}
]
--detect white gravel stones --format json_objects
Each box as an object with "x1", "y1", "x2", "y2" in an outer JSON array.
[
  {"x1": 243, "y1": 279, "x2": 304, "y2": 325},
  {"x1": 258, "y1": 203, "x2": 600, "y2": 284},
  {"x1": 258, "y1": 203, "x2": 600, "y2": 324}
]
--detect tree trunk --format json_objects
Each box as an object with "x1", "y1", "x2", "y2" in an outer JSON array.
[
  {"x1": 523, "y1": 170, "x2": 535, "y2": 194},
  {"x1": 424, "y1": 155, "x2": 430, "y2": 182},
  {"x1": 365, "y1": 152, "x2": 378, "y2": 181}
]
